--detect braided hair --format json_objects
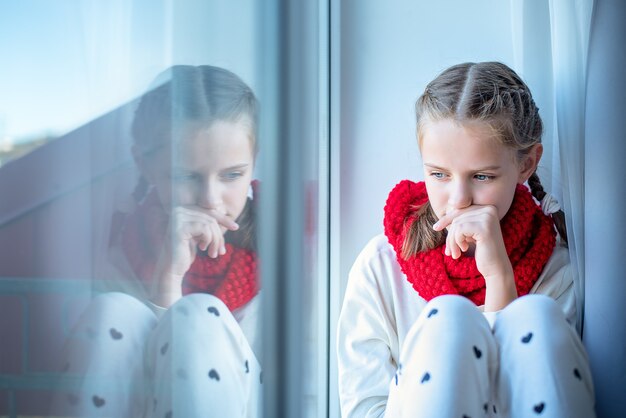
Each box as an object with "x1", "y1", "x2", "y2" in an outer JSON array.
[{"x1": 402, "y1": 62, "x2": 567, "y2": 258}]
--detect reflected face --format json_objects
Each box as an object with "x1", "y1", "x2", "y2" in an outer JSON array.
[
  {"x1": 141, "y1": 120, "x2": 255, "y2": 222},
  {"x1": 420, "y1": 118, "x2": 524, "y2": 220}
]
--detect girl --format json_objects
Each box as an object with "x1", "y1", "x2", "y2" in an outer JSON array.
[
  {"x1": 337, "y1": 62, "x2": 595, "y2": 417},
  {"x1": 53, "y1": 65, "x2": 262, "y2": 417}
]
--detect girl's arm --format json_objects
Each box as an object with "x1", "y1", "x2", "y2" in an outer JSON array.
[{"x1": 337, "y1": 238, "x2": 399, "y2": 418}]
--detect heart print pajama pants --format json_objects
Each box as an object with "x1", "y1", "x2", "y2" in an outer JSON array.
[
  {"x1": 51, "y1": 292, "x2": 262, "y2": 417},
  {"x1": 386, "y1": 294, "x2": 595, "y2": 418}
]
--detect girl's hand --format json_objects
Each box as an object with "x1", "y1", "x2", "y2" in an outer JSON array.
[
  {"x1": 151, "y1": 206, "x2": 239, "y2": 307},
  {"x1": 168, "y1": 206, "x2": 239, "y2": 272},
  {"x1": 433, "y1": 205, "x2": 517, "y2": 310}
]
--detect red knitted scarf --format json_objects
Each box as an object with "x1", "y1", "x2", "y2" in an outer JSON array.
[
  {"x1": 383, "y1": 180, "x2": 556, "y2": 305},
  {"x1": 115, "y1": 186, "x2": 258, "y2": 312}
]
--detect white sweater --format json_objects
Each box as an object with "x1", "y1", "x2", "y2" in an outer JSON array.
[{"x1": 337, "y1": 234, "x2": 575, "y2": 418}]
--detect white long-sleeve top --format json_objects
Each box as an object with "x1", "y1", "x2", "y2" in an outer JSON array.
[{"x1": 336, "y1": 234, "x2": 575, "y2": 418}]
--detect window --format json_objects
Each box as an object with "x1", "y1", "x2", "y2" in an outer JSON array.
[{"x1": 0, "y1": 1, "x2": 329, "y2": 416}]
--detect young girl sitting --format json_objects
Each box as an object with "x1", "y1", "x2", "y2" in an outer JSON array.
[
  {"x1": 53, "y1": 65, "x2": 262, "y2": 417},
  {"x1": 337, "y1": 62, "x2": 595, "y2": 417}
]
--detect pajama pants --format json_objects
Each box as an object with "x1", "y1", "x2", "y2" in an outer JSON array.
[
  {"x1": 51, "y1": 292, "x2": 262, "y2": 417},
  {"x1": 386, "y1": 294, "x2": 595, "y2": 418}
]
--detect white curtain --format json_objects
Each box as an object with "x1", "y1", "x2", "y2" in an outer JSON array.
[
  {"x1": 548, "y1": 0, "x2": 593, "y2": 336},
  {"x1": 509, "y1": 0, "x2": 593, "y2": 335}
]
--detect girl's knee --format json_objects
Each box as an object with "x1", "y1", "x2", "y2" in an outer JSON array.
[
  {"x1": 169, "y1": 293, "x2": 230, "y2": 320},
  {"x1": 507, "y1": 294, "x2": 563, "y2": 318},
  {"x1": 161, "y1": 294, "x2": 239, "y2": 338},
  {"x1": 421, "y1": 294, "x2": 486, "y2": 327},
  {"x1": 425, "y1": 294, "x2": 477, "y2": 313},
  {"x1": 88, "y1": 291, "x2": 153, "y2": 316},
  {"x1": 495, "y1": 294, "x2": 574, "y2": 352},
  {"x1": 405, "y1": 295, "x2": 491, "y2": 353},
  {"x1": 73, "y1": 292, "x2": 156, "y2": 335},
  {"x1": 499, "y1": 294, "x2": 567, "y2": 332}
]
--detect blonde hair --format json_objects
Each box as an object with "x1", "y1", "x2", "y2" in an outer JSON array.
[
  {"x1": 132, "y1": 65, "x2": 258, "y2": 155},
  {"x1": 402, "y1": 62, "x2": 567, "y2": 258},
  {"x1": 131, "y1": 65, "x2": 259, "y2": 250}
]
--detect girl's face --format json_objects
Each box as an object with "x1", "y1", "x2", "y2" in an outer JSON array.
[
  {"x1": 420, "y1": 118, "x2": 538, "y2": 221},
  {"x1": 140, "y1": 120, "x2": 255, "y2": 222}
]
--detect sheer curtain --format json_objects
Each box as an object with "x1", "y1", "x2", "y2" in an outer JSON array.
[
  {"x1": 583, "y1": 1, "x2": 626, "y2": 416},
  {"x1": 509, "y1": 0, "x2": 593, "y2": 336},
  {"x1": 512, "y1": 1, "x2": 626, "y2": 415},
  {"x1": 548, "y1": 0, "x2": 593, "y2": 337}
]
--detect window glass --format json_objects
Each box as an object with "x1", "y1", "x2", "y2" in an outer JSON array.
[{"x1": 0, "y1": 2, "x2": 327, "y2": 417}]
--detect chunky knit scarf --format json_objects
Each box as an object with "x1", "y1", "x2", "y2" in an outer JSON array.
[
  {"x1": 383, "y1": 180, "x2": 556, "y2": 305},
  {"x1": 116, "y1": 185, "x2": 258, "y2": 312}
]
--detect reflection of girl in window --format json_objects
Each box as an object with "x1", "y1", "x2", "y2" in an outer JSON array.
[
  {"x1": 337, "y1": 62, "x2": 595, "y2": 417},
  {"x1": 54, "y1": 65, "x2": 262, "y2": 417}
]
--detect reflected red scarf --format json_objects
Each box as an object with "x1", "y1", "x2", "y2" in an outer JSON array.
[
  {"x1": 116, "y1": 187, "x2": 258, "y2": 312},
  {"x1": 383, "y1": 180, "x2": 556, "y2": 305}
]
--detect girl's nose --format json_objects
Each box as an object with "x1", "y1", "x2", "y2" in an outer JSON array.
[
  {"x1": 448, "y1": 181, "x2": 472, "y2": 210},
  {"x1": 198, "y1": 180, "x2": 223, "y2": 209}
]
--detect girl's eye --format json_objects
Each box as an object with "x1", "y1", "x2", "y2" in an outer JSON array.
[
  {"x1": 222, "y1": 171, "x2": 243, "y2": 181},
  {"x1": 430, "y1": 172, "x2": 446, "y2": 179},
  {"x1": 171, "y1": 172, "x2": 198, "y2": 182},
  {"x1": 474, "y1": 174, "x2": 495, "y2": 181}
]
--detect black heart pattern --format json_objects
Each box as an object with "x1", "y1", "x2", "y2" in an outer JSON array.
[
  {"x1": 245, "y1": 360, "x2": 250, "y2": 373},
  {"x1": 165, "y1": 411, "x2": 172, "y2": 418},
  {"x1": 462, "y1": 415, "x2": 471, "y2": 418},
  {"x1": 394, "y1": 373, "x2": 398, "y2": 386},
  {"x1": 92, "y1": 395, "x2": 105, "y2": 408},
  {"x1": 483, "y1": 403, "x2": 488, "y2": 412},
  {"x1": 421, "y1": 372, "x2": 431, "y2": 384},
  {"x1": 574, "y1": 368, "x2": 582, "y2": 380},
  {"x1": 521, "y1": 332, "x2": 533, "y2": 344},
  {"x1": 208, "y1": 369, "x2": 220, "y2": 381},
  {"x1": 109, "y1": 328, "x2": 123, "y2": 340},
  {"x1": 533, "y1": 402, "x2": 545, "y2": 413},
  {"x1": 427, "y1": 308, "x2": 438, "y2": 318},
  {"x1": 160, "y1": 342, "x2": 169, "y2": 355},
  {"x1": 473, "y1": 346, "x2": 482, "y2": 359},
  {"x1": 207, "y1": 306, "x2": 220, "y2": 316}
]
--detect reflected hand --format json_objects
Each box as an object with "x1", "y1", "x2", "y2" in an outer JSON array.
[{"x1": 151, "y1": 205, "x2": 239, "y2": 307}]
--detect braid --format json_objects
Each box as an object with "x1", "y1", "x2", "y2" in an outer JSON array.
[
  {"x1": 401, "y1": 201, "x2": 446, "y2": 258},
  {"x1": 225, "y1": 197, "x2": 257, "y2": 252},
  {"x1": 131, "y1": 175, "x2": 150, "y2": 203},
  {"x1": 527, "y1": 172, "x2": 547, "y2": 201},
  {"x1": 528, "y1": 172, "x2": 568, "y2": 245}
]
